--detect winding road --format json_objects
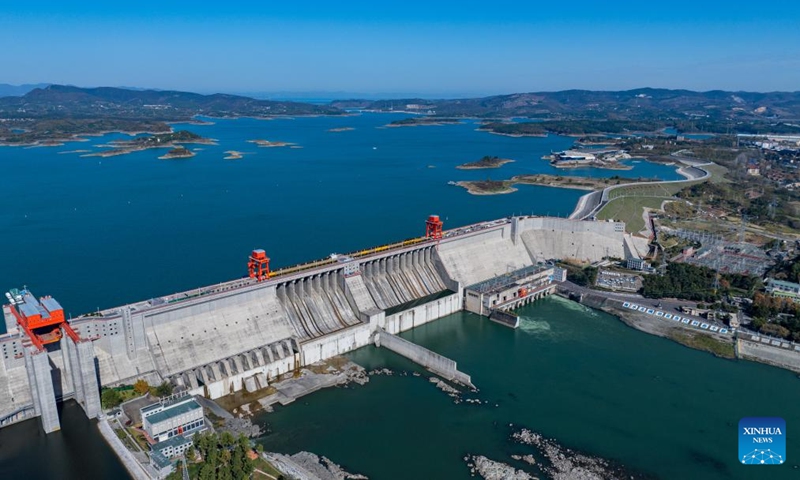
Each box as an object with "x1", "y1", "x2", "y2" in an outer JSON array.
[{"x1": 569, "y1": 159, "x2": 712, "y2": 220}]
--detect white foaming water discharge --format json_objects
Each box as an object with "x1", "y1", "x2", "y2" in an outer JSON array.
[
  {"x1": 548, "y1": 294, "x2": 598, "y2": 317},
  {"x1": 517, "y1": 316, "x2": 552, "y2": 336}
]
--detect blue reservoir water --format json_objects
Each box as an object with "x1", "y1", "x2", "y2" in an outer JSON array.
[
  {"x1": 0, "y1": 113, "x2": 796, "y2": 480},
  {"x1": 0, "y1": 113, "x2": 680, "y2": 319}
]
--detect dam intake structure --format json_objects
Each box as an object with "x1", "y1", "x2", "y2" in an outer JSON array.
[{"x1": 1, "y1": 215, "x2": 638, "y2": 433}]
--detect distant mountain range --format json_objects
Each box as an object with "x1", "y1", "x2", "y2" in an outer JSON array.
[
  {"x1": 333, "y1": 88, "x2": 800, "y2": 121},
  {"x1": 2, "y1": 84, "x2": 799, "y2": 144},
  {"x1": 0, "y1": 83, "x2": 51, "y2": 97},
  {"x1": 0, "y1": 84, "x2": 340, "y2": 119}
]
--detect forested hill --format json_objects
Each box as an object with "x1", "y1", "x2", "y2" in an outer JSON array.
[
  {"x1": 0, "y1": 84, "x2": 341, "y2": 119},
  {"x1": 332, "y1": 88, "x2": 800, "y2": 121},
  {"x1": 0, "y1": 85, "x2": 342, "y2": 144}
]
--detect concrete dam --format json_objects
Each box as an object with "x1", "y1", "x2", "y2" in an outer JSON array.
[{"x1": 1, "y1": 215, "x2": 639, "y2": 433}]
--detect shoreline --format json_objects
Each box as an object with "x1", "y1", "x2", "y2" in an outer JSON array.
[
  {"x1": 553, "y1": 291, "x2": 799, "y2": 373},
  {"x1": 454, "y1": 181, "x2": 518, "y2": 195},
  {"x1": 552, "y1": 161, "x2": 634, "y2": 171},
  {"x1": 247, "y1": 139, "x2": 296, "y2": 148},
  {"x1": 455, "y1": 173, "x2": 657, "y2": 196},
  {"x1": 81, "y1": 139, "x2": 217, "y2": 158},
  {"x1": 475, "y1": 128, "x2": 548, "y2": 138},
  {"x1": 456, "y1": 158, "x2": 515, "y2": 170}
]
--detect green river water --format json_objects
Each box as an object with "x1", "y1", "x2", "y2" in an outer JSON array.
[{"x1": 257, "y1": 297, "x2": 800, "y2": 479}]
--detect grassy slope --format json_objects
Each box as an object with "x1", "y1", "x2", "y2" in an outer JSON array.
[{"x1": 596, "y1": 196, "x2": 668, "y2": 233}]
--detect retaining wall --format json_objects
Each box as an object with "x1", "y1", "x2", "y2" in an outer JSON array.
[
  {"x1": 382, "y1": 292, "x2": 462, "y2": 335},
  {"x1": 375, "y1": 330, "x2": 472, "y2": 387}
]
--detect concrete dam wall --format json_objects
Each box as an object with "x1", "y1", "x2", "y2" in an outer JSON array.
[
  {"x1": 277, "y1": 272, "x2": 361, "y2": 341},
  {"x1": 361, "y1": 246, "x2": 447, "y2": 309},
  {"x1": 2, "y1": 216, "x2": 630, "y2": 427}
]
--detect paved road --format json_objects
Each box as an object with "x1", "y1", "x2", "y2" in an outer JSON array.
[
  {"x1": 569, "y1": 160, "x2": 712, "y2": 220},
  {"x1": 560, "y1": 281, "x2": 695, "y2": 313}
]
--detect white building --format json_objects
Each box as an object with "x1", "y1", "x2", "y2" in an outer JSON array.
[{"x1": 141, "y1": 395, "x2": 205, "y2": 443}]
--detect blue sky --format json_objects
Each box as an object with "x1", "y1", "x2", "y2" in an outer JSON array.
[{"x1": 2, "y1": 1, "x2": 799, "y2": 95}]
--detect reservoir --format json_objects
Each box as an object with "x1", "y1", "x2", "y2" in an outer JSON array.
[
  {"x1": 1, "y1": 113, "x2": 781, "y2": 479},
  {"x1": 0, "y1": 113, "x2": 680, "y2": 320}
]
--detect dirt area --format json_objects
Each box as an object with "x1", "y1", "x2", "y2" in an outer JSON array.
[
  {"x1": 214, "y1": 385, "x2": 277, "y2": 414},
  {"x1": 120, "y1": 394, "x2": 155, "y2": 426}
]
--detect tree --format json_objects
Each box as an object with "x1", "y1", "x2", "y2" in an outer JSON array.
[
  {"x1": 101, "y1": 389, "x2": 122, "y2": 409},
  {"x1": 154, "y1": 381, "x2": 173, "y2": 397},
  {"x1": 199, "y1": 464, "x2": 215, "y2": 480},
  {"x1": 761, "y1": 323, "x2": 791, "y2": 339},
  {"x1": 133, "y1": 379, "x2": 150, "y2": 395}
]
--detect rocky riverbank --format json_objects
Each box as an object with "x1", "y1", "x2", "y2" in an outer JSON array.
[
  {"x1": 265, "y1": 451, "x2": 368, "y2": 480},
  {"x1": 512, "y1": 428, "x2": 653, "y2": 479},
  {"x1": 466, "y1": 455, "x2": 535, "y2": 480}
]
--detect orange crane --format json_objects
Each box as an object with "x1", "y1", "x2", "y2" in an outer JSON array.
[
  {"x1": 6, "y1": 290, "x2": 82, "y2": 350},
  {"x1": 425, "y1": 215, "x2": 443, "y2": 240},
  {"x1": 248, "y1": 249, "x2": 270, "y2": 281}
]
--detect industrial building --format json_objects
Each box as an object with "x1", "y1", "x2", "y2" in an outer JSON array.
[
  {"x1": 464, "y1": 264, "x2": 557, "y2": 326},
  {"x1": 552, "y1": 150, "x2": 597, "y2": 166},
  {"x1": 765, "y1": 278, "x2": 800, "y2": 301},
  {"x1": 141, "y1": 394, "x2": 205, "y2": 442},
  {"x1": 1, "y1": 215, "x2": 639, "y2": 434}
]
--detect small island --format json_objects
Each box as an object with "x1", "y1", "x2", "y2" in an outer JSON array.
[
  {"x1": 456, "y1": 155, "x2": 515, "y2": 170},
  {"x1": 158, "y1": 146, "x2": 195, "y2": 159},
  {"x1": 454, "y1": 179, "x2": 517, "y2": 195},
  {"x1": 454, "y1": 174, "x2": 657, "y2": 195},
  {"x1": 328, "y1": 127, "x2": 355, "y2": 132},
  {"x1": 224, "y1": 150, "x2": 244, "y2": 160},
  {"x1": 247, "y1": 139, "x2": 296, "y2": 148},
  {"x1": 543, "y1": 149, "x2": 633, "y2": 170},
  {"x1": 82, "y1": 130, "x2": 215, "y2": 158},
  {"x1": 387, "y1": 117, "x2": 462, "y2": 127}
]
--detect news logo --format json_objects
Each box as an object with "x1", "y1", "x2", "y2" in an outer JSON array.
[{"x1": 739, "y1": 417, "x2": 786, "y2": 465}]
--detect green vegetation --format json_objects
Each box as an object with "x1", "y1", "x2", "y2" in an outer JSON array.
[
  {"x1": 128, "y1": 427, "x2": 151, "y2": 451},
  {"x1": 0, "y1": 85, "x2": 341, "y2": 145},
  {"x1": 460, "y1": 179, "x2": 515, "y2": 194},
  {"x1": 114, "y1": 427, "x2": 138, "y2": 451},
  {"x1": 101, "y1": 383, "x2": 150, "y2": 408},
  {"x1": 252, "y1": 454, "x2": 286, "y2": 480},
  {"x1": 596, "y1": 196, "x2": 669, "y2": 233},
  {"x1": 133, "y1": 379, "x2": 150, "y2": 395},
  {"x1": 641, "y1": 263, "x2": 760, "y2": 302},
  {"x1": 0, "y1": 118, "x2": 171, "y2": 144},
  {"x1": 678, "y1": 181, "x2": 800, "y2": 231},
  {"x1": 481, "y1": 120, "x2": 666, "y2": 136},
  {"x1": 153, "y1": 381, "x2": 174, "y2": 397},
  {"x1": 388, "y1": 117, "x2": 461, "y2": 126},
  {"x1": 101, "y1": 388, "x2": 123, "y2": 409},
  {"x1": 456, "y1": 155, "x2": 513, "y2": 169},
  {"x1": 187, "y1": 431, "x2": 255, "y2": 480},
  {"x1": 559, "y1": 263, "x2": 598, "y2": 286},
  {"x1": 668, "y1": 331, "x2": 735, "y2": 358},
  {"x1": 132, "y1": 130, "x2": 202, "y2": 146},
  {"x1": 608, "y1": 181, "x2": 700, "y2": 200},
  {"x1": 162, "y1": 146, "x2": 194, "y2": 158},
  {"x1": 749, "y1": 292, "x2": 800, "y2": 342}
]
